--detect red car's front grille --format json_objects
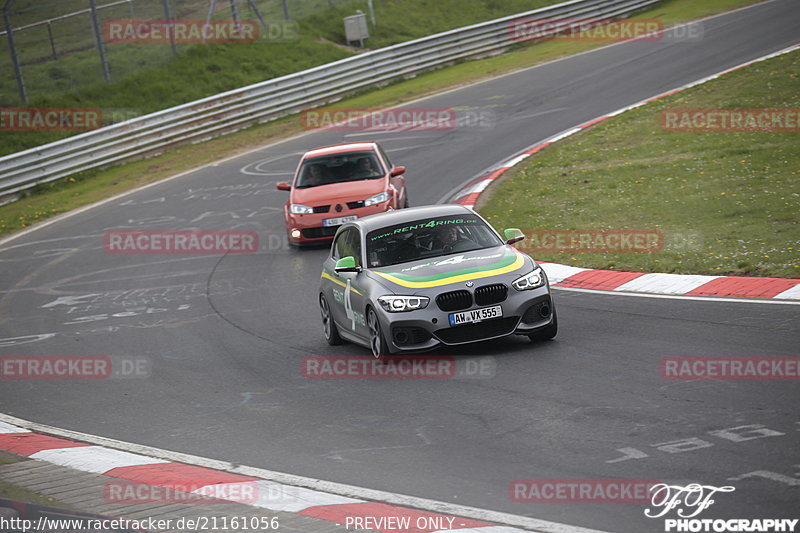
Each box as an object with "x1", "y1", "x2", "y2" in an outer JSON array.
[{"x1": 301, "y1": 226, "x2": 339, "y2": 239}]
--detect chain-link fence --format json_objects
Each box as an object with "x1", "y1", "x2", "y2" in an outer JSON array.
[{"x1": 0, "y1": 0, "x2": 348, "y2": 106}]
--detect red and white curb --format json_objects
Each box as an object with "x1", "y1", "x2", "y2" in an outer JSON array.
[
  {"x1": 452, "y1": 43, "x2": 800, "y2": 302},
  {"x1": 0, "y1": 417, "x2": 609, "y2": 533}
]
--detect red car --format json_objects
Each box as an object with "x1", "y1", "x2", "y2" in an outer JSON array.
[{"x1": 276, "y1": 142, "x2": 409, "y2": 245}]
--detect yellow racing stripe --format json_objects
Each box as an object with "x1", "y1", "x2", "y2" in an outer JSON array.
[
  {"x1": 321, "y1": 271, "x2": 363, "y2": 295},
  {"x1": 374, "y1": 252, "x2": 526, "y2": 288}
]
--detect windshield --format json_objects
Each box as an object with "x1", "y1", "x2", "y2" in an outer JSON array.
[
  {"x1": 295, "y1": 151, "x2": 384, "y2": 188},
  {"x1": 366, "y1": 214, "x2": 503, "y2": 268}
]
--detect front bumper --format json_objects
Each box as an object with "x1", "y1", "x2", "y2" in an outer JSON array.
[
  {"x1": 374, "y1": 285, "x2": 554, "y2": 354},
  {"x1": 285, "y1": 202, "x2": 392, "y2": 244}
]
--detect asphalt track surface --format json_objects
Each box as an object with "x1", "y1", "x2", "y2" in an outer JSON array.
[{"x1": 1, "y1": 2, "x2": 799, "y2": 531}]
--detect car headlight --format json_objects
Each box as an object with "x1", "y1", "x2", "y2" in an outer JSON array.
[
  {"x1": 290, "y1": 204, "x2": 314, "y2": 215},
  {"x1": 378, "y1": 295, "x2": 429, "y2": 312},
  {"x1": 512, "y1": 268, "x2": 547, "y2": 291},
  {"x1": 364, "y1": 191, "x2": 391, "y2": 207}
]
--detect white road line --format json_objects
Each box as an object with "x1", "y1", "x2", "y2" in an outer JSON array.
[
  {"x1": 774, "y1": 284, "x2": 800, "y2": 300},
  {"x1": 553, "y1": 286, "x2": 800, "y2": 306},
  {"x1": 612, "y1": 273, "x2": 719, "y2": 295},
  {"x1": 30, "y1": 445, "x2": 169, "y2": 474},
  {"x1": 0, "y1": 421, "x2": 30, "y2": 433}
]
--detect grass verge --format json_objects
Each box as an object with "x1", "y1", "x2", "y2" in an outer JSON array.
[
  {"x1": 479, "y1": 49, "x2": 799, "y2": 278},
  {"x1": 0, "y1": 0, "x2": 765, "y2": 240}
]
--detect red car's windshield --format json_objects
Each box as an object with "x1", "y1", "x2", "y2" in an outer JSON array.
[{"x1": 296, "y1": 151, "x2": 384, "y2": 189}]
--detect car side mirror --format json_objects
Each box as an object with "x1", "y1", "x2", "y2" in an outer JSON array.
[
  {"x1": 276, "y1": 182, "x2": 291, "y2": 191},
  {"x1": 504, "y1": 228, "x2": 525, "y2": 245},
  {"x1": 334, "y1": 256, "x2": 361, "y2": 273},
  {"x1": 390, "y1": 166, "x2": 406, "y2": 177}
]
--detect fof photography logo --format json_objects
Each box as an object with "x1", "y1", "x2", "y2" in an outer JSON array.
[
  {"x1": 645, "y1": 483, "x2": 798, "y2": 532},
  {"x1": 661, "y1": 109, "x2": 800, "y2": 132},
  {"x1": 661, "y1": 357, "x2": 800, "y2": 380},
  {"x1": 301, "y1": 355, "x2": 496, "y2": 379},
  {"x1": 510, "y1": 479, "x2": 661, "y2": 503},
  {"x1": 104, "y1": 230, "x2": 259, "y2": 254},
  {"x1": 300, "y1": 107, "x2": 495, "y2": 131},
  {"x1": 1, "y1": 107, "x2": 102, "y2": 131},
  {"x1": 0, "y1": 356, "x2": 150, "y2": 379},
  {"x1": 516, "y1": 229, "x2": 663, "y2": 254}
]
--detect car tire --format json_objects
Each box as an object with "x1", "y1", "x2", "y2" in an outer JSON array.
[
  {"x1": 529, "y1": 307, "x2": 558, "y2": 342},
  {"x1": 320, "y1": 294, "x2": 343, "y2": 345},
  {"x1": 367, "y1": 307, "x2": 391, "y2": 362}
]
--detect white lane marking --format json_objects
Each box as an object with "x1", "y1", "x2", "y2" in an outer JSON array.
[
  {"x1": 193, "y1": 480, "x2": 364, "y2": 512},
  {"x1": 0, "y1": 334, "x2": 57, "y2": 347},
  {"x1": 502, "y1": 154, "x2": 530, "y2": 168},
  {"x1": 0, "y1": 413, "x2": 612, "y2": 533},
  {"x1": 0, "y1": 421, "x2": 30, "y2": 433},
  {"x1": 463, "y1": 179, "x2": 494, "y2": 195},
  {"x1": 547, "y1": 127, "x2": 582, "y2": 143},
  {"x1": 539, "y1": 263, "x2": 588, "y2": 284},
  {"x1": 30, "y1": 446, "x2": 169, "y2": 473},
  {"x1": 606, "y1": 447, "x2": 648, "y2": 464},
  {"x1": 553, "y1": 286, "x2": 800, "y2": 306},
  {"x1": 613, "y1": 273, "x2": 719, "y2": 294},
  {"x1": 774, "y1": 284, "x2": 800, "y2": 300},
  {"x1": 728, "y1": 470, "x2": 800, "y2": 486}
]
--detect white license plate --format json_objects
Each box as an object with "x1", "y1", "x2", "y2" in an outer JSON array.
[
  {"x1": 323, "y1": 215, "x2": 357, "y2": 227},
  {"x1": 449, "y1": 305, "x2": 503, "y2": 326}
]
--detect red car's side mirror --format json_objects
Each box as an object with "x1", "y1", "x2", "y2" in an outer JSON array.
[
  {"x1": 390, "y1": 166, "x2": 406, "y2": 177},
  {"x1": 276, "y1": 182, "x2": 291, "y2": 191}
]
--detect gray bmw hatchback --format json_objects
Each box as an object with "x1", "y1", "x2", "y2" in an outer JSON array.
[{"x1": 319, "y1": 205, "x2": 557, "y2": 359}]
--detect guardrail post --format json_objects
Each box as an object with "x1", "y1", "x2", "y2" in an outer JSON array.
[
  {"x1": 244, "y1": 0, "x2": 267, "y2": 33},
  {"x1": 161, "y1": 0, "x2": 177, "y2": 56},
  {"x1": 2, "y1": 0, "x2": 27, "y2": 104},
  {"x1": 229, "y1": 0, "x2": 239, "y2": 26},
  {"x1": 88, "y1": 0, "x2": 111, "y2": 82}
]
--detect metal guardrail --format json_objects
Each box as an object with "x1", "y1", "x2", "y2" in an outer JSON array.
[{"x1": 0, "y1": 0, "x2": 661, "y2": 200}]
